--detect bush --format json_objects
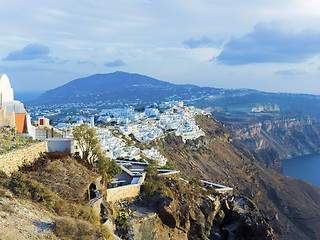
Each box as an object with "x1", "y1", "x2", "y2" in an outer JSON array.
[
  {"x1": 79, "y1": 206, "x2": 100, "y2": 225},
  {"x1": 7, "y1": 172, "x2": 57, "y2": 208},
  {"x1": 54, "y1": 217, "x2": 99, "y2": 240},
  {"x1": 189, "y1": 177, "x2": 203, "y2": 187},
  {"x1": 141, "y1": 175, "x2": 173, "y2": 197},
  {"x1": 159, "y1": 162, "x2": 175, "y2": 170},
  {"x1": 0, "y1": 170, "x2": 8, "y2": 185},
  {"x1": 96, "y1": 158, "x2": 122, "y2": 178},
  {"x1": 19, "y1": 150, "x2": 70, "y2": 172},
  {"x1": 76, "y1": 219, "x2": 96, "y2": 238},
  {"x1": 54, "y1": 217, "x2": 77, "y2": 238},
  {"x1": 115, "y1": 209, "x2": 130, "y2": 230},
  {"x1": 144, "y1": 166, "x2": 158, "y2": 175}
]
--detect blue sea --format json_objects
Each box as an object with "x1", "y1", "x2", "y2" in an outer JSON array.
[
  {"x1": 14, "y1": 91, "x2": 43, "y2": 102},
  {"x1": 282, "y1": 154, "x2": 320, "y2": 188}
]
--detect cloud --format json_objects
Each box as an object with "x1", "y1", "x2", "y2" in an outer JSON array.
[
  {"x1": 182, "y1": 36, "x2": 214, "y2": 48},
  {"x1": 3, "y1": 43, "x2": 51, "y2": 61},
  {"x1": 77, "y1": 61, "x2": 89, "y2": 64},
  {"x1": 275, "y1": 69, "x2": 311, "y2": 75},
  {"x1": 216, "y1": 22, "x2": 320, "y2": 65},
  {"x1": 104, "y1": 59, "x2": 127, "y2": 67}
]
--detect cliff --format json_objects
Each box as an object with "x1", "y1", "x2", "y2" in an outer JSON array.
[
  {"x1": 222, "y1": 114, "x2": 320, "y2": 167},
  {"x1": 103, "y1": 175, "x2": 274, "y2": 240},
  {"x1": 144, "y1": 114, "x2": 320, "y2": 240}
]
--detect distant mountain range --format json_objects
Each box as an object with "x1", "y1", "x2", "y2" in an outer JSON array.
[{"x1": 36, "y1": 71, "x2": 320, "y2": 120}]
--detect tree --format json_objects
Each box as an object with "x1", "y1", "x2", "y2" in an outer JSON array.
[
  {"x1": 96, "y1": 156, "x2": 122, "y2": 179},
  {"x1": 73, "y1": 124, "x2": 122, "y2": 178},
  {"x1": 73, "y1": 124, "x2": 102, "y2": 165}
]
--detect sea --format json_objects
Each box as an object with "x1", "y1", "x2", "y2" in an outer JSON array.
[
  {"x1": 14, "y1": 91, "x2": 43, "y2": 102},
  {"x1": 282, "y1": 153, "x2": 320, "y2": 188}
]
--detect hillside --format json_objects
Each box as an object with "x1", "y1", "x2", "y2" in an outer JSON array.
[
  {"x1": 35, "y1": 72, "x2": 320, "y2": 121},
  {"x1": 144, "y1": 114, "x2": 320, "y2": 240},
  {"x1": 37, "y1": 71, "x2": 201, "y2": 105}
]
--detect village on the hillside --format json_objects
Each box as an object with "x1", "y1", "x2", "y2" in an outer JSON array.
[{"x1": 0, "y1": 74, "x2": 233, "y2": 206}]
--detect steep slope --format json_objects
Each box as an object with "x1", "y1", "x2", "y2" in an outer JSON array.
[
  {"x1": 145, "y1": 115, "x2": 320, "y2": 240},
  {"x1": 0, "y1": 186, "x2": 58, "y2": 240}
]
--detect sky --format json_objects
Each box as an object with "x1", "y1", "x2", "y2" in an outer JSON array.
[{"x1": 1, "y1": 0, "x2": 320, "y2": 95}]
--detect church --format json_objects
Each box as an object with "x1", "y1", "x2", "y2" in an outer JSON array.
[{"x1": 0, "y1": 74, "x2": 34, "y2": 136}]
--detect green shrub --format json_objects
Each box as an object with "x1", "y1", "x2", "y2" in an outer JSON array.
[
  {"x1": 141, "y1": 175, "x2": 173, "y2": 197},
  {"x1": 96, "y1": 158, "x2": 122, "y2": 178},
  {"x1": 115, "y1": 209, "x2": 130, "y2": 230},
  {"x1": 159, "y1": 162, "x2": 175, "y2": 170},
  {"x1": 144, "y1": 166, "x2": 158, "y2": 175},
  {"x1": 189, "y1": 177, "x2": 203, "y2": 187}
]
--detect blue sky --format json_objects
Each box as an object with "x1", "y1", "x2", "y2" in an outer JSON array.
[{"x1": 1, "y1": 0, "x2": 320, "y2": 94}]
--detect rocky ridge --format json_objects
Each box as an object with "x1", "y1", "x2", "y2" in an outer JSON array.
[{"x1": 143, "y1": 190, "x2": 273, "y2": 240}]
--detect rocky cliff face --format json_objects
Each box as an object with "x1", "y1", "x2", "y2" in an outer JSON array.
[
  {"x1": 120, "y1": 177, "x2": 274, "y2": 240},
  {"x1": 223, "y1": 115, "x2": 320, "y2": 167},
  {"x1": 145, "y1": 114, "x2": 320, "y2": 240}
]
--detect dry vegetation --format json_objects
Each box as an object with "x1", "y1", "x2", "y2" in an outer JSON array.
[
  {"x1": 0, "y1": 153, "x2": 113, "y2": 240},
  {"x1": 19, "y1": 151, "x2": 99, "y2": 203}
]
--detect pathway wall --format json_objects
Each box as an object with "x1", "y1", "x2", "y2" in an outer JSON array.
[{"x1": 0, "y1": 141, "x2": 47, "y2": 175}]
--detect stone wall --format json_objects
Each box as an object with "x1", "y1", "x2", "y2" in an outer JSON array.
[
  {"x1": 106, "y1": 183, "x2": 140, "y2": 202},
  {"x1": 0, "y1": 141, "x2": 47, "y2": 175}
]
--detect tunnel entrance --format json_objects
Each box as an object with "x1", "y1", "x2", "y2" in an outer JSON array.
[{"x1": 89, "y1": 183, "x2": 97, "y2": 200}]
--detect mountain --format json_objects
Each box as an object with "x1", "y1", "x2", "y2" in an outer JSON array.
[
  {"x1": 37, "y1": 71, "x2": 202, "y2": 105},
  {"x1": 36, "y1": 71, "x2": 320, "y2": 120}
]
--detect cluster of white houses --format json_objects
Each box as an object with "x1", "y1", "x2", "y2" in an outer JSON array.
[
  {"x1": 100, "y1": 102, "x2": 206, "y2": 142},
  {"x1": 97, "y1": 128, "x2": 167, "y2": 166},
  {"x1": 0, "y1": 74, "x2": 206, "y2": 166}
]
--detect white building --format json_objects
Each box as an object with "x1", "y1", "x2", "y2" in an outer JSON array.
[{"x1": 0, "y1": 74, "x2": 14, "y2": 104}]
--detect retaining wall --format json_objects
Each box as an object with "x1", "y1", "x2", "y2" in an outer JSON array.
[
  {"x1": 0, "y1": 141, "x2": 47, "y2": 175},
  {"x1": 106, "y1": 183, "x2": 140, "y2": 202}
]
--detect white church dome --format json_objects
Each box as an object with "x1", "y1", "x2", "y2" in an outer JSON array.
[{"x1": 0, "y1": 74, "x2": 14, "y2": 104}]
